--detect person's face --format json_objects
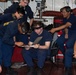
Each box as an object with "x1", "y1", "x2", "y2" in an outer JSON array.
[
  {"x1": 16, "y1": 12, "x2": 23, "y2": 19},
  {"x1": 20, "y1": 0, "x2": 29, "y2": 7},
  {"x1": 34, "y1": 25, "x2": 43, "y2": 35},
  {"x1": 61, "y1": 9, "x2": 70, "y2": 18}
]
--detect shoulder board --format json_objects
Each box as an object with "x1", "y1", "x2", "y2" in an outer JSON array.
[{"x1": 3, "y1": 21, "x2": 14, "y2": 26}]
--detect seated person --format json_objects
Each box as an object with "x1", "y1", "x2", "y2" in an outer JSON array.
[
  {"x1": 22, "y1": 21, "x2": 52, "y2": 75},
  {"x1": 49, "y1": 6, "x2": 76, "y2": 75},
  {"x1": 63, "y1": 36, "x2": 76, "y2": 75},
  {"x1": 49, "y1": 6, "x2": 76, "y2": 56}
]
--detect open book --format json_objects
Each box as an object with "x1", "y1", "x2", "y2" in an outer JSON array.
[
  {"x1": 33, "y1": 36, "x2": 42, "y2": 44},
  {"x1": 23, "y1": 36, "x2": 43, "y2": 48}
]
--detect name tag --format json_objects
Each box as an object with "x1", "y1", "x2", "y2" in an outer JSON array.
[{"x1": 25, "y1": 11, "x2": 27, "y2": 14}]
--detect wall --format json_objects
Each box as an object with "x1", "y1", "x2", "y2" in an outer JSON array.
[
  {"x1": 0, "y1": 0, "x2": 76, "y2": 25},
  {"x1": 1, "y1": 0, "x2": 76, "y2": 13},
  {"x1": 0, "y1": 1, "x2": 11, "y2": 13}
]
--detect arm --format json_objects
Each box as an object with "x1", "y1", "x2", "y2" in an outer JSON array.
[
  {"x1": 29, "y1": 18, "x2": 34, "y2": 26},
  {"x1": 65, "y1": 28, "x2": 68, "y2": 34},
  {"x1": 50, "y1": 22, "x2": 71, "y2": 33},
  {"x1": 55, "y1": 22, "x2": 71, "y2": 31},
  {"x1": 4, "y1": 3, "x2": 18, "y2": 14},
  {"x1": 24, "y1": 41, "x2": 50, "y2": 50},
  {"x1": 2, "y1": 22, "x2": 17, "y2": 45},
  {"x1": 3, "y1": 28, "x2": 25, "y2": 46},
  {"x1": 4, "y1": 5, "x2": 14, "y2": 14},
  {"x1": 15, "y1": 41, "x2": 24, "y2": 46},
  {"x1": 73, "y1": 41, "x2": 76, "y2": 58},
  {"x1": 26, "y1": 5, "x2": 34, "y2": 26},
  {"x1": 0, "y1": 14, "x2": 9, "y2": 24},
  {"x1": 64, "y1": 28, "x2": 68, "y2": 39},
  {"x1": 38, "y1": 41, "x2": 51, "y2": 50},
  {"x1": 13, "y1": 36, "x2": 24, "y2": 46}
]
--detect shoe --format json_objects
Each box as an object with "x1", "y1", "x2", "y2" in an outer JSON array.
[
  {"x1": 11, "y1": 62, "x2": 27, "y2": 69},
  {"x1": 6, "y1": 67, "x2": 18, "y2": 75},
  {"x1": 64, "y1": 67, "x2": 72, "y2": 75},
  {"x1": 27, "y1": 67, "x2": 36, "y2": 75}
]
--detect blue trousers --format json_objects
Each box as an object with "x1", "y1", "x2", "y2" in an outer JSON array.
[
  {"x1": 22, "y1": 48, "x2": 48, "y2": 68},
  {"x1": 0, "y1": 37, "x2": 13, "y2": 67},
  {"x1": 65, "y1": 48, "x2": 73, "y2": 68},
  {"x1": 2, "y1": 43, "x2": 13, "y2": 67},
  {"x1": 56, "y1": 31, "x2": 76, "y2": 68},
  {"x1": 56, "y1": 32, "x2": 76, "y2": 55}
]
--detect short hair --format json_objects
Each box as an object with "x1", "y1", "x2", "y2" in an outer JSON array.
[
  {"x1": 31, "y1": 21, "x2": 44, "y2": 30},
  {"x1": 28, "y1": 0, "x2": 30, "y2": 3},
  {"x1": 21, "y1": 0, "x2": 30, "y2": 3},
  {"x1": 27, "y1": 0, "x2": 30, "y2": 3},
  {"x1": 20, "y1": 22, "x2": 30, "y2": 33},
  {"x1": 60, "y1": 6, "x2": 72, "y2": 12},
  {"x1": 32, "y1": 21, "x2": 44, "y2": 30},
  {"x1": 16, "y1": 6, "x2": 25, "y2": 15}
]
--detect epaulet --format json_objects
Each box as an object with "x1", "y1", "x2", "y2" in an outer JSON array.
[{"x1": 3, "y1": 21, "x2": 14, "y2": 26}]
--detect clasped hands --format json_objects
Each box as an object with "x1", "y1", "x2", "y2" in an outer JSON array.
[{"x1": 25, "y1": 44, "x2": 40, "y2": 50}]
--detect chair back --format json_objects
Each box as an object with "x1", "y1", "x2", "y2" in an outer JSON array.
[{"x1": 50, "y1": 32, "x2": 59, "y2": 57}]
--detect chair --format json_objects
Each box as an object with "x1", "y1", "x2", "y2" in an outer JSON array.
[{"x1": 50, "y1": 32, "x2": 59, "y2": 63}]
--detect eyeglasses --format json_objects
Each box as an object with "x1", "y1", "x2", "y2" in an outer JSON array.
[{"x1": 34, "y1": 26, "x2": 42, "y2": 30}]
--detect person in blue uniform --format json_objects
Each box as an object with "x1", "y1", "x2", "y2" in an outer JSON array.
[
  {"x1": 64, "y1": 36, "x2": 76, "y2": 75},
  {"x1": 49, "y1": 6, "x2": 76, "y2": 75},
  {"x1": 22, "y1": 21, "x2": 52, "y2": 75},
  {"x1": 4, "y1": 0, "x2": 34, "y2": 50},
  {"x1": 4, "y1": 0, "x2": 34, "y2": 26},
  {"x1": 0, "y1": 6, "x2": 25, "y2": 25},
  {"x1": 0, "y1": 20, "x2": 30, "y2": 75},
  {"x1": 0, "y1": 6, "x2": 25, "y2": 75}
]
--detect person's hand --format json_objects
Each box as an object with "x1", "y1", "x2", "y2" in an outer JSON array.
[
  {"x1": 0, "y1": 65, "x2": 2, "y2": 73},
  {"x1": 65, "y1": 34, "x2": 68, "y2": 39},
  {"x1": 73, "y1": 52, "x2": 76, "y2": 58},
  {"x1": 15, "y1": 42, "x2": 24, "y2": 47},
  {"x1": 49, "y1": 28, "x2": 56, "y2": 33},
  {"x1": 73, "y1": 54, "x2": 76, "y2": 58},
  {"x1": 33, "y1": 44, "x2": 40, "y2": 49},
  {"x1": 25, "y1": 45, "x2": 30, "y2": 50}
]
